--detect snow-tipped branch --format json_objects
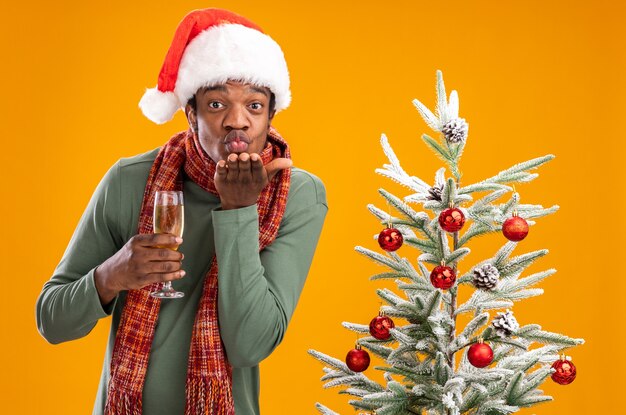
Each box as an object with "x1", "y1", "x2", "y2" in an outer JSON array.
[
  {"x1": 484, "y1": 155, "x2": 555, "y2": 185},
  {"x1": 355, "y1": 246, "x2": 404, "y2": 271},
  {"x1": 375, "y1": 133, "x2": 431, "y2": 193},
  {"x1": 516, "y1": 324, "x2": 585, "y2": 348},
  {"x1": 315, "y1": 403, "x2": 340, "y2": 415}
]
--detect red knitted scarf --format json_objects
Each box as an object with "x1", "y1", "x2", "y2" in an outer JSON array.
[{"x1": 104, "y1": 127, "x2": 291, "y2": 414}]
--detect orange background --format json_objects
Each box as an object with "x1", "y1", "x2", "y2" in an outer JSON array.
[{"x1": 1, "y1": 0, "x2": 623, "y2": 414}]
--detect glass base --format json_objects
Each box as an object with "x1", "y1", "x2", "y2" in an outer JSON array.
[{"x1": 150, "y1": 287, "x2": 185, "y2": 299}]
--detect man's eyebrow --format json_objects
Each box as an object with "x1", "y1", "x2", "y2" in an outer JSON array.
[
  {"x1": 246, "y1": 85, "x2": 270, "y2": 97},
  {"x1": 201, "y1": 84, "x2": 268, "y2": 97},
  {"x1": 202, "y1": 85, "x2": 227, "y2": 94}
]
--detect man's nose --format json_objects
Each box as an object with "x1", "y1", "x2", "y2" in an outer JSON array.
[{"x1": 223, "y1": 105, "x2": 249, "y2": 130}]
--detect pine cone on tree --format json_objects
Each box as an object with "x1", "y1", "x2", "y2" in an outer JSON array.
[
  {"x1": 473, "y1": 263, "x2": 500, "y2": 290},
  {"x1": 492, "y1": 309, "x2": 520, "y2": 338},
  {"x1": 442, "y1": 117, "x2": 469, "y2": 143},
  {"x1": 427, "y1": 184, "x2": 443, "y2": 201}
]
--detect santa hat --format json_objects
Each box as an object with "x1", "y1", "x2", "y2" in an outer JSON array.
[{"x1": 139, "y1": 8, "x2": 291, "y2": 124}]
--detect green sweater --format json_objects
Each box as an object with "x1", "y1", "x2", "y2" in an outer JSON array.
[{"x1": 35, "y1": 148, "x2": 328, "y2": 415}]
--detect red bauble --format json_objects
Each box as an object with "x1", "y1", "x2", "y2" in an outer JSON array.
[
  {"x1": 502, "y1": 215, "x2": 529, "y2": 241},
  {"x1": 369, "y1": 314, "x2": 395, "y2": 340},
  {"x1": 551, "y1": 357, "x2": 577, "y2": 385},
  {"x1": 346, "y1": 345, "x2": 370, "y2": 372},
  {"x1": 378, "y1": 226, "x2": 403, "y2": 251},
  {"x1": 430, "y1": 265, "x2": 456, "y2": 290},
  {"x1": 438, "y1": 207, "x2": 466, "y2": 233},
  {"x1": 468, "y1": 341, "x2": 494, "y2": 368}
]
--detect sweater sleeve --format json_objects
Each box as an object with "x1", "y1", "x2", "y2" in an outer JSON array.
[
  {"x1": 35, "y1": 162, "x2": 124, "y2": 344},
  {"x1": 212, "y1": 172, "x2": 328, "y2": 367}
]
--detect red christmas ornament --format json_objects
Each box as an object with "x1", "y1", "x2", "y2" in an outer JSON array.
[
  {"x1": 346, "y1": 344, "x2": 370, "y2": 372},
  {"x1": 430, "y1": 264, "x2": 456, "y2": 290},
  {"x1": 551, "y1": 355, "x2": 577, "y2": 385},
  {"x1": 502, "y1": 213, "x2": 529, "y2": 242},
  {"x1": 438, "y1": 207, "x2": 466, "y2": 233},
  {"x1": 369, "y1": 313, "x2": 395, "y2": 340},
  {"x1": 468, "y1": 340, "x2": 494, "y2": 368},
  {"x1": 378, "y1": 226, "x2": 403, "y2": 251}
]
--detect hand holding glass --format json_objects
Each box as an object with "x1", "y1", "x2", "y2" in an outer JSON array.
[{"x1": 150, "y1": 190, "x2": 185, "y2": 299}]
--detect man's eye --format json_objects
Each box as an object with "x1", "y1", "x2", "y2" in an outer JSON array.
[
  {"x1": 249, "y1": 103, "x2": 262, "y2": 110},
  {"x1": 209, "y1": 101, "x2": 223, "y2": 109}
]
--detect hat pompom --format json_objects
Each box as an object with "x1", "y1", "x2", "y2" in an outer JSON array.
[{"x1": 139, "y1": 87, "x2": 182, "y2": 125}]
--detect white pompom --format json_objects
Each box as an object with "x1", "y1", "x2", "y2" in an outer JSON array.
[{"x1": 138, "y1": 87, "x2": 182, "y2": 124}]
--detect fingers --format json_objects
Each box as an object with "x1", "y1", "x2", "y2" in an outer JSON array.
[
  {"x1": 145, "y1": 269, "x2": 186, "y2": 286},
  {"x1": 226, "y1": 153, "x2": 239, "y2": 181},
  {"x1": 145, "y1": 258, "x2": 183, "y2": 274},
  {"x1": 218, "y1": 153, "x2": 258, "y2": 182},
  {"x1": 138, "y1": 246, "x2": 186, "y2": 286},
  {"x1": 250, "y1": 153, "x2": 264, "y2": 179},
  {"x1": 110, "y1": 235, "x2": 187, "y2": 292},
  {"x1": 216, "y1": 159, "x2": 227, "y2": 179},
  {"x1": 129, "y1": 235, "x2": 184, "y2": 263},
  {"x1": 213, "y1": 153, "x2": 289, "y2": 210},
  {"x1": 265, "y1": 157, "x2": 293, "y2": 181},
  {"x1": 134, "y1": 233, "x2": 182, "y2": 248},
  {"x1": 238, "y1": 152, "x2": 252, "y2": 183},
  {"x1": 152, "y1": 246, "x2": 184, "y2": 261}
]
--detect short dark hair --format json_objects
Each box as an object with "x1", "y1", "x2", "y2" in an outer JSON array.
[{"x1": 186, "y1": 89, "x2": 276, "y2": 116}]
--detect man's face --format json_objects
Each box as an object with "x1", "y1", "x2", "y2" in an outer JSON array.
[{"x1": 185, "y1": 80, "x2": 275, "y2": 163}]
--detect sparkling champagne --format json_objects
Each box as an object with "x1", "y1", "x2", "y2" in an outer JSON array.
[
  {"x1": 151, "y1": 191, "x2": 185, "y2": 299},
  {"x1": 154, "y1": 204, "x2": 185, "y2": 241}
]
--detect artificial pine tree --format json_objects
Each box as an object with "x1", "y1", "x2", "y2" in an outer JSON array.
[{"x1": 308, "y1": 71, "x2": 584, "y2": 415}]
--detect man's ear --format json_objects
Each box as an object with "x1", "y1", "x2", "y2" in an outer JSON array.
[
  {"x1": 268, "y1": 109, "x2": 276, "y2": 127},
  {"x1": 185, "y1": 103, "x2": 198, "y2": 133}
]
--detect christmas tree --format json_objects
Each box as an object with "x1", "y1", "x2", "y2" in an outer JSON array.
[{"x1": 308, "y1": 71, "x2": 584, "y2": 415}]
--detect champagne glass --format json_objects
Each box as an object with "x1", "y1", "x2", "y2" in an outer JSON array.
[{"x1": 150, "y1": 190, "x2": 185, "y2": 299}]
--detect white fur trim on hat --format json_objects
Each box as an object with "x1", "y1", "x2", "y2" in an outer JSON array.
[{"x1": 139, "y1": 23, "x2": 290, "y2": 124}]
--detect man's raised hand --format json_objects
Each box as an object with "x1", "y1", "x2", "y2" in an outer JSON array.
[{"x1": 215, "y1": 152, "x2": 292, "y2": 210}]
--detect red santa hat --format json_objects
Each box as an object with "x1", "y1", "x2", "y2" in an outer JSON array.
[{"x1": 139, "y1": 8, "x2": 291, "y2": 124}]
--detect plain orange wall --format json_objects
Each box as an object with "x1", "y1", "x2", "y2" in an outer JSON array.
[{"x1": 2, "y1": 0, "x2": 624, "y2": 414}]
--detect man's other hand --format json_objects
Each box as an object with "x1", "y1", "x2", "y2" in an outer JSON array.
[{"x1": 93, "y1": 234, "x2": 185, "y2": 305}]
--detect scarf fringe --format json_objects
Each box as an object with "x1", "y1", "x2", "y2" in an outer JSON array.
[
  {"x1": 104, "y1": 387, "x2": 142, "y2": 415},
  {"x1": 185, "y1": 374, "x2": 235, "y2": 415}
]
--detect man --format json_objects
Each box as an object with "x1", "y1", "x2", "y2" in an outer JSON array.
[{"x1": 35, "y1": 8, "x2": 327, "y2": 415}]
